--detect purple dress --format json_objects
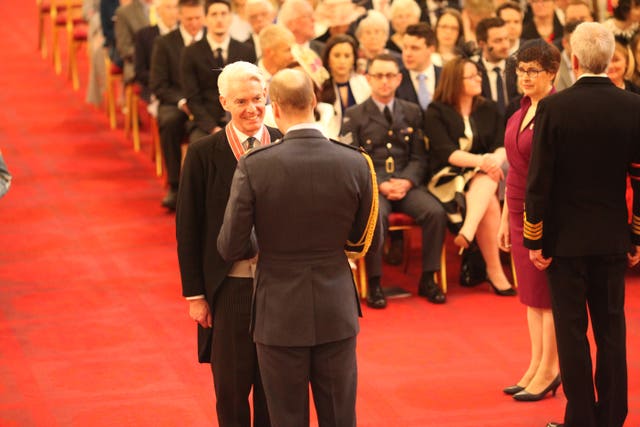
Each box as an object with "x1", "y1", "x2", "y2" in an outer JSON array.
[{"x1": 505, "y1": 95, "x2": 552, "y2": 309}]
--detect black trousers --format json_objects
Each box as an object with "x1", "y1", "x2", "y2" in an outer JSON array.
[
  {"x1": 158, "y1": 104, "x2": 189, "y2": 189},
  {"x1": 256, "y1": 336, "x2": 357, "y2": 427},
  {"x1": 211, "y1": 277, "x2": 270, "y2": 427},
  {"x1": 366, "y1": 187, "x2": 447, "y2": 278},
  {"x1": 546, "y1": 255, "x2": 628, "y2": 427}
]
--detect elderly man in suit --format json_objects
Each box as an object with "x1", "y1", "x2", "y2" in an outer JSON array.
[
  {"x1": 150, "y1": 0, "x2": 205, "y2": 210},
  {"x1": 177, "y1": 61, "x2": 280, "y2": 427},
  {"x1": 342, "y1": 53, "x2": 448, "y2": 308},
  {"x1": 244, "y1": 0, "x2": 275, "y2": 59},
  {"x1": 524, "y1": 22, "x2": 640, "y2": 427},
  {"x1": 218, "y1": 68, "x2": 379, "y2": 427},
  {"x1": 134, "y1": 0, "x2": 179, "y2": 102},
  {"x1": 181, "y1": 0, "x2": 256, "y2": 143},
  {"x1": 115, "y1": 0, "x2": 154, "y2": 83}
]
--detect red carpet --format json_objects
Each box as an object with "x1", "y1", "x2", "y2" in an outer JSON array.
[{"x1": 1, "y1": 2, "x2": 639, "y2": 426}]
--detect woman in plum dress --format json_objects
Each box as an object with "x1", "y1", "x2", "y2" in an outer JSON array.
[{"x1": 498, "y1": 39, "x2": 562, "y2": 402}]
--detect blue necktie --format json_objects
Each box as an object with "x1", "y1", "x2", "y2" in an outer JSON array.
[{"x1": 417, "y1": 73, "x2": 431, "y2": 110}]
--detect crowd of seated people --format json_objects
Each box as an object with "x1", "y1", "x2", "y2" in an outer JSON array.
[{"x1": 64, "y1": 0, "x2": 640, "y2": 308}]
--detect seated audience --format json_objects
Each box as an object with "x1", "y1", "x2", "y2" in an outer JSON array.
[
  {"x1": 521, "y1": 0, "x2": 563, "y2": 43},
  {"x1": 563, "y1": 0, "x2": 594, "y2": 23},
  {"x1": 461, "y1": 0, "x2": 495, "y2": 43},
  {"x1": 554, "y1": 19, "x2": 582, "y2": 91},
  {"x1": 314, "y1": 0, "x2": 365, "y2": 43},
  {"x1": 243, "y1": 0, "x2": 276, "y2": 58},
  {"x1": 115, "y1": 0, "x2": 154, "y2": 84},
  {"x1": 607, "y1": 41, "x2": 640, "y2": 93},
  {"x1": 424, "y1": 57, "x2": 516, "y2": 296},
  {"x1": 355, "y1": 10, "x2": 401, "y2": 74},
  {"x1": 603, "y1": 0, "x2": 640, "y2": 45},
  {"x1": 496, "y1": 1, "x2": 524, "y2": 55},
  {"x1": 432, "y1": 8, "x2": 464, "y2": 67},
  {"x1": 0, "y1": 149, "x2": 11, "y2": 199},
  {"x1": 386, "y1": 0, "x2": 421, "y2": 53},
  {"x1": 630, "y1": 32, "x2": 640, "y2": 86}
]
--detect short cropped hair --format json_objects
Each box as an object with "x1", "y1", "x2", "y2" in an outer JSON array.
[
  {"x1": 355, "y1": 10, "x2": 390, "y2": 40},
  {"x1": 516, "y1": 39, "x2": 561, "y2": 74},
  {"x1": 476, "y1": 17, "x2": 506, "y2": 43},
  {"x1": 269, "y1": 69, "x2": 316, "y2": 113},
  {"x1": 278, "y1": 0, "x2": 309, "y2": 26},
  {"x1": 218, "y1": 61, "x2": 266, "y2": 98},
  {"x1": 178, "y1": 0, "x2": 204, "y2": 7},
  {"x1": 570, "y1": 22, "x2": 615, "y2": 74},
  {"x1": 405, "y1": 22, "x2": 437, "y2": 48},
  {"x1": 205, "y1": 0, "x2": 230, "y2": 12},
  {"x1": 259, "y1": 24, "x2": 295, "y2": 51},
  {"x1": 496, "y1": 1, "x2": 522, "y2": 17},
  {"x1": 368, "y1": 53, "x2": 401, "y2": 72},
  {"x1": 389, "y1": 0, "x2": 421, "y2": 21}
]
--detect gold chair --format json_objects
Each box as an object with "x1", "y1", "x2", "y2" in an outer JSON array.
[
  {"x1": 104, "y1": 51, "x2": 124, "y2": 129},
  {"x1": 66, "y1": 0, "x2": 87, "y2": 90}
]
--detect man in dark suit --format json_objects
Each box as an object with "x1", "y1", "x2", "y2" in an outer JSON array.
[
  {"x1": 278, "y1": 0, "x2": 325, "y2": 57},
  {"x1": 496, "y1": 1, "x2": 524, "y2": 56},
  {"x1": 181, "y1": 0, "x2": 256, "y2": 143},
  {"x1": 475, "y1": 17, "x2": 518, "y2": 117},
  {"x1": 218, "y1": 69, "x2": 379, "y2": 427},
  {"x1": 244, "y1": 0, "x2": 276, "y2": 59},
  {"x1": 150, "y1": 0, "x2": 206, "y2": 210},
  {"x1": 396, "y1": 23, "x2": 441, "y2": 111},
  {"x1": 524, "y1": 22, "x2": 640, "y2": 427},
  {"x1": 177, "y1": 61, "x2": 279, "y2": 427},
  {"x1": 115, "y1": 0, "x2": 153, "y2": 83},
  {"x1": 342, "y1": 53, "x2": 447, "y2": 308},
  {"x1": 134, "y1": 0, "x2": 179, "y2": 102}
]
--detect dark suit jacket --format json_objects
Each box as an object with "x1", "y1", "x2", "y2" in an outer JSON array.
[
  {"x1": 181, "y1": 38, "x2": 256, "y2": 133},
  {"x1": 134, "y1": 25, "x2": 160, "y2": 90},
  {"x1": 176, "y1": 125, "x2": 282, "y2": 362},
  {"x1": 218, "y1": 128, "x2": 379, "y2": 347},
  {"x1": 395, "y1": 66, "x2": 442, "y2": 110},
  {"x1": 424, "y1": 99, "x2": 505, "y2": 175},
  {"x1": 342, "y1": 97, "x2": 428, "y2": 185},
  {"x1": 476, "y1": 59, "x2": 519, "y2": 111},
  {"x1": 524, "y1": 77, "x2": 640, "y2": 256},
  {"x1": 115, "y1": 0, "x2": 149, "y2": 82},
  {"x1": 150, "y1": 28, "x2": 187, "y2": 106}
]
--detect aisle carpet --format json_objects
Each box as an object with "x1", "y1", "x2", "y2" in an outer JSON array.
[{"x1": 1, "y1": 1, "x2": 639, "y2": 426}]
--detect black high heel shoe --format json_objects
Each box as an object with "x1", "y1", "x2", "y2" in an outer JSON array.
[
  {"x1": 488, "y1": 279, "x2": 517, "y2": 296},
  {"x1": 513, "y1": 375, "x2": 561, "y2": 401},
  {"x1": 503, "y1": 384, "x2": 525, "y2": 395}
]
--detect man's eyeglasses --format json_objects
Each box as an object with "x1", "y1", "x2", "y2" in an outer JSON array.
[
  {"x1": 368, "y1": 73, "x2": 399, "y2": 80},
  {"x1": 515, "y1": 67, "x2": 544, "y2": 79}
]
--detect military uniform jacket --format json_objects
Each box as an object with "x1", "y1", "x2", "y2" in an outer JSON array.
[
  {"x1": 524, "y1": 77, "x2": 640, "y2": 256},
  {"x1": 176, "y1": 125, "x2": 282, "y2": 362},
  {"x1": 217, "y1": 128, "x2": 380, "y2": 347},
  {"x1": 341, "y1": 97, "x2": 428, "y2": 186}
]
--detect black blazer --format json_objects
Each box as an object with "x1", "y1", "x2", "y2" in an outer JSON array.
[
  {"x1": 424, "y1": 99, "x2": 505, "y2": 175},
  {"x1": 476, "y1": 59, "x2": 519, "y2": 112},
  {"x1": 181, "y1": 38, "x2": 256, "y2": 133},
  {"x1": 134, "y1": 25, "x2": 160, "y2": 91},
  {"x1": 342, "y1": 97, "x2": 427, "y2": 185},
  {"x1": 149, "y1": 28, "x2": 188, "y2": 106},
  {"x1": 395, "y1": 66, "x2": 442, "y2": 110},
  {"x1": 524, "y1": 77, "x2": 640, "y2": 256},
  {"x1": 176, "y1": 125, "x2": 282, "y2": 363}
]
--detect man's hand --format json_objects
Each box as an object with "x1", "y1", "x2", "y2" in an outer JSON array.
[
  {"x1": 179, "y1": 103, "x2": 192, "y2": 117},
  {"x1": 529, "y1": 249, "x2": 552, "y2": 271},
  {"x1": 189, "y1": 299, "x2": 212, "y2": 328},
  {"x1": 380, "y1": 178, "x2": 412, "y2": 201},
  {"x1": 627, "y1": 245, "x2": 640, "y2": 267},
  {"x1": 497, "y1": 219, "x2": 511, "y2": 252}
]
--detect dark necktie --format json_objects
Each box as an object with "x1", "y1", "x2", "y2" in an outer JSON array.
[
  {"x1": 494, "y1": 66, "x2": 506, "y2": 115},
  {"x1": 244, "y1": 136, "x2": 257, "y2": 151},
  {"x1": 383, "y1": 105, "x2": 393, "y2": 125},
  {"x1": 213, "y1": 47, "x2": 224, "y2": 70}
]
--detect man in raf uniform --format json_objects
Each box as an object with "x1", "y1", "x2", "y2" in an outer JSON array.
[{"x1": 341, "y1": 53, "x2": 447, "y2": 308}]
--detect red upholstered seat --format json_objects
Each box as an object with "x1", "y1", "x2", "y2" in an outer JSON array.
[
  {"x1": 388, "y1": 212, "x2": 416, "y2": 227},
  {"x1": 72, "y1": 24, "x2": 87, "y2": 41},
  {"x1": 110, "y1": 63, "x2": 123, "y2": 75}
]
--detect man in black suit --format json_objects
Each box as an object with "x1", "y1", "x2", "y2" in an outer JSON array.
[
  {"x1": 177, "y1": 61, "x2": 279, "y2": 427},
  {"x1": 134, "y1": 0, "x2": 179, "y2": 102},
  {"x1": 496, "y1": 1, "x2": 524, "y2": 56},
  {"x1": 524, "y1": 22, "x2": 640, "y2": 427},
  {"x1": 150, "y1": 0, "x2": 206, "y2": 210},
  {"x1": 396, "y1": 23, "x2": 441, "y2": 111},
  {"x1": 243, "y1": 0, "x2": 275, "y2": 59},
  {"x1": 342, "y1": 54, "x2": 447, "y2": 308},
  {"x1": 181, "y1": 0, "x2": 256, "y2": 143},
  {"x1": 475, "y1": 17, "x2": 518, "y2": 117},
  {"x1": 218, "y1": 68, "x2": 379, "y2": 427},
  {"x1": 115, "y1": 0, "x2": 153, "y2": 84}
]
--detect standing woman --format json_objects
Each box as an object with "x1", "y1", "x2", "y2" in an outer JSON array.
[
  {"x1": 498, "y1": 40, "x2": 562, "y2": 401},
  {"x1": 425, "y1": 57, "x2": 515, "y2": 295},
  {"x1": 319, "y1": 34, "x2": 371, "y2": 137}
]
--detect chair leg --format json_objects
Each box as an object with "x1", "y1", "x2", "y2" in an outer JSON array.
[
  {"x1": 52, "y1": 18, "x2": 62, "y2": 74},
  {"x1": 124, "y1": 84, "x2": 132, "y2": 137},
  {"x1": 439, "y1": 245, "x2": 447, "y2": 293},
  {"x1": 150, "y1": 117, "x2": 163, "y2": 176},
  {"x1": 38, "y1": 9, "x2": 48, "y2": 58},
  {"x1": 131, "y1": 92, "x2": 140, "y2": 152}
]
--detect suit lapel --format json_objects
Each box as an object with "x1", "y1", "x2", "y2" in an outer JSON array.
[
  {"x1": 216, "y1": 136, "x2": 238, "y2": 188},
  {"x1": 364, "y1": 99, "x2": 388, "y2": 128}
]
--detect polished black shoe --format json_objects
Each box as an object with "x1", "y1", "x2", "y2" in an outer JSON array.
[
  {"x1": 384, "y1": 238, "x2": 403, "y2": 265},
  {"x1": 546, "y1": 423, "x2": 563, "y2": 427},
  {"x1": 503, "y1": 384, "x2": 525, "y2": 395},
  {"x1": 366, "y1": 285, "x2": 387, "y2": 309},
  {"x1": 488, "y1": 279, "x2": 517, "y2": 296},
  {"x1": 161, "y1": 189, "x2": 178, "y2": 210},
  {"x1": 418, "y1": 274, "x2": 446, "y2": 304},
  {"x1": 513, "y1": 375, "x2": 561, "y2": 401},
  {"x1": 459, "y1": 245, "x2": 487, "y2": 287}
]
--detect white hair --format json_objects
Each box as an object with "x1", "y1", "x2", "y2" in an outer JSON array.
[
  {"x1": 278, "y1": 0, "x2": 312, "y2": 26},
  {"x1": 355, "y1": 10, "x2": 390, "y2": 39},
  {"x1": 570, "y1": 22, "x2": 615, "y2": 74},
  {"x1": 245, "y1": 0, "x2": 274, "y2": 14},
  {"x1": 218, "y1": 61, "x2": 266, "y2": 97},
  {"x1": 389, "y1": 0, "x2": 421, "y2": 21}
]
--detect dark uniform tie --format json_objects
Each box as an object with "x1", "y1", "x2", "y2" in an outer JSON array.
[
  {"x1": 383, "y1": 105, "x2": 393, "y2": 125},
  {"x1": 494, "y1": 66, "x2": 506, "y2": 115},
  {"x1": 213, "y1": 47, "x2": 224, "y2": 70},
  {"x1": 244, "y1": 136, "x2": 257, "y2": 151}
]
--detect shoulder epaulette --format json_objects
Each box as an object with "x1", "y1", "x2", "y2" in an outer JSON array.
[
  {"x1": 328, "y1": 138, "x2": 363, "y2": 152},
  {"x1": 244, "y1": 142, "x2": 280, "y2": 157}
]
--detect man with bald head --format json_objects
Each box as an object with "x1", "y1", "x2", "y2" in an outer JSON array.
[{"x1": 218, "y1": 69, "x2": 380, "y2": 427}]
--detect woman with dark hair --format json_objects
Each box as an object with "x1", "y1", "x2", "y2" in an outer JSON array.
[
  {"x1": 424, "y1": 57, "x2": 516, "y2": 296},
  {"x1": 319, "y1": 34, "x2": 370, "y2": 137},
  {"x1": 607, "y1": 41, "x2": 640, "y2": 93},
  {"x1": 432, "y1": 8, "x2": 464, "y2": 67},
  {"x1": 498, "y1": 39, "x2": 561, "y2": 401},
  {"x1": 603, "y1": 0, "x2": 640, "y2": 44}
]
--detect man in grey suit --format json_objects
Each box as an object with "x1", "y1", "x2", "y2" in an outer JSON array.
[
  {"x1": 218, "y1": 69, "x2": 380, "y2": 427},
  {"x1": 115, "y1": 0, "x2": 154, "y2": 83}
]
